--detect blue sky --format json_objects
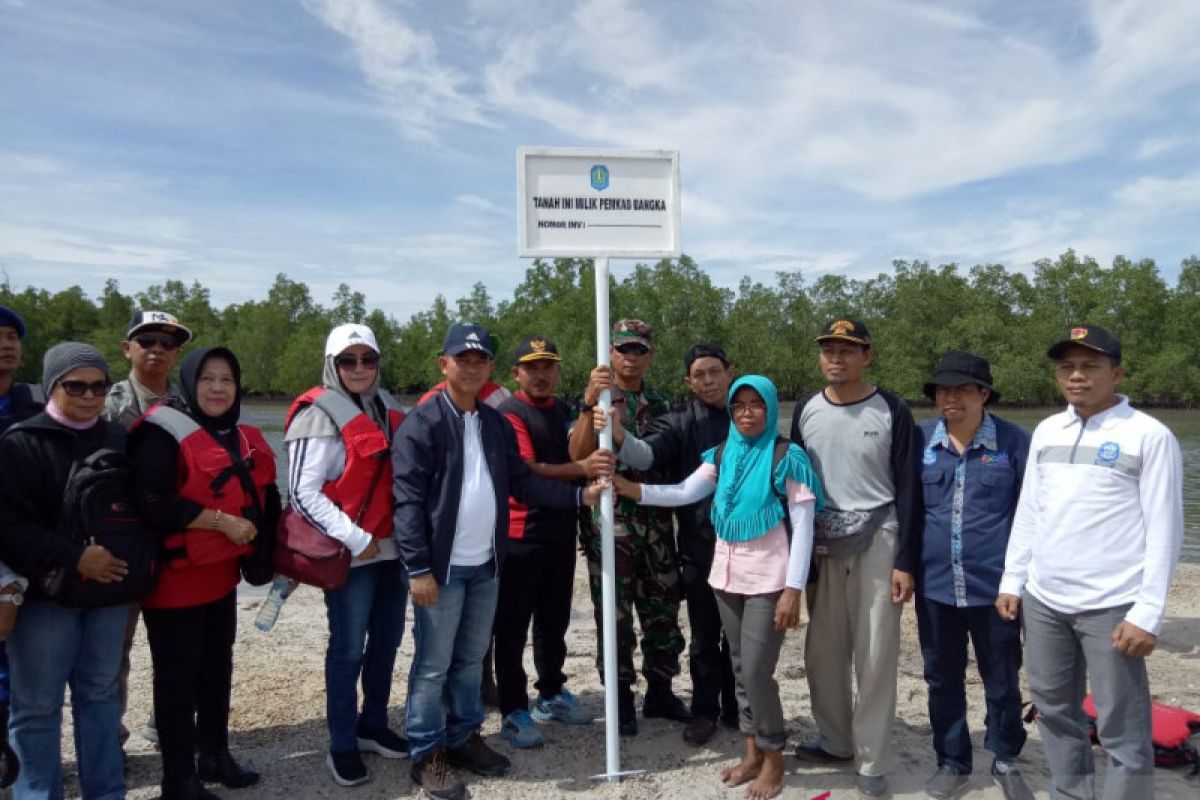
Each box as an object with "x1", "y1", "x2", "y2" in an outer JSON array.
[{"x1": 2, "y1": 0, "x2": 1198, "y2": 321}]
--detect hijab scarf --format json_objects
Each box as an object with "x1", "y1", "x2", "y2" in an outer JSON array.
[
  {"x1": 703, "y1": 374, "x2": 824, "y2": 542},
  {"x1": 175, "y1": 346, "x2": 242, "y2": 434}
]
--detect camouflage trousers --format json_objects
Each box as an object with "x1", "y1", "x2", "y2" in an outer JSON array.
[{"x1": 579, "y1": 510, "x2": 685, "y2": 687}]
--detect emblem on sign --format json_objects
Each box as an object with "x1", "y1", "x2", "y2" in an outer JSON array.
[{"x1": 590, "y1": 164, "x2": 609, "y2": 191}]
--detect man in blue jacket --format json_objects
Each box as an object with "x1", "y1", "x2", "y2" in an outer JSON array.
[
  {"x1": 392, "y1": 322, "x2": 606, "y2": 800},
  {"x1": 917, "y1": 351, "x2": 1032, "y2": 800}
]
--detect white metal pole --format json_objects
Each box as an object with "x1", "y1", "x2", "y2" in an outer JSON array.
[{"x1": 594, "y1": 257, "x2": 621, "y2": 781}]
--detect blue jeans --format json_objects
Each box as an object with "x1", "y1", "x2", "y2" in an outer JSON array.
[
  {"x1": 7, "y1": 600, "x2": 130, "y2": 800},
  {"x1": 405, "y1": 561, "x2": 498, "y2": 760},
  {"x1": 915, "y1": 595, "x2": 1026, "y2": 773},
  {"x1": 324, "y1": 557, "x2": 408, "y2": 754}
]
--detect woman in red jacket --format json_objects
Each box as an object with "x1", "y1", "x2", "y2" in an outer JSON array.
[{"x1": 129, "y1": 347, "x2": 279, "y2": 800}]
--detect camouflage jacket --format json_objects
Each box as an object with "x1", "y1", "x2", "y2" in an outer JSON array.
[{"x1": 103, "y1": 377, "x2": 182, "y2": 431}]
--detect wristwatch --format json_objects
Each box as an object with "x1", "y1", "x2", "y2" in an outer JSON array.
[{"x1": 0, "y1": 593, "x2": 23, "y2": 606}]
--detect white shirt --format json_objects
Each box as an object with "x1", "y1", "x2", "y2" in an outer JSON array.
[
  {"x1": 999, "y1": 397, "x2": 1183, "y2": 634},
  {"x1": 287, "y1": 435, "x2": 398, "y2": 565},
  {"x1": 450, "y1": 410, "x2": 496, "y2": 567}
]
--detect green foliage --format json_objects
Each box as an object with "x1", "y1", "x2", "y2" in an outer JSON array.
[{"x1": 2, "y1": 251, "x2": 1199, "y2": 405}]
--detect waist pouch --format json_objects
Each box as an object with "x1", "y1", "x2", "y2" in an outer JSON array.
[{"x1": 812, "y1": 506, "x2": 891, "y2": 558}]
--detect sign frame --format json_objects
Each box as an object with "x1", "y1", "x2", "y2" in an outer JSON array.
[{"x1": 516, "y1": 147, "x2": 681, "y2": 259}]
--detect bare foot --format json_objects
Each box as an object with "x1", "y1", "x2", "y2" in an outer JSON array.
[
  {"x1": 745, "y1": 750, "x2": 784, "y2": 800},
  {"x1": 721, "y1": 755, "x2": 763, "y2": 788}
]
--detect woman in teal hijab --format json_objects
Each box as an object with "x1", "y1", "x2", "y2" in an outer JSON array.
[{"x1": 614, "y1": 375, "x2": 822, "y2": 800}]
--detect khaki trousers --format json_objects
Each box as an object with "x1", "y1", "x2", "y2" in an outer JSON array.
[{"x1": 804, "y1": 520, "x2": 902, "y2": 776}]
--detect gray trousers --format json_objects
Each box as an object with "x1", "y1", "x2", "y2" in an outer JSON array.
[
  {"x1": 714, "y1": 589, "x2": 787, "y2": 751},
  {"x1": 1024, "y1": 593, "x2": 1155, "y2": 800}
]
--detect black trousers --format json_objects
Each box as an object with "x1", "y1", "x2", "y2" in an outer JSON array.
[
  {"x1": 494, "y1": 534, "x2": 577, "y2": 716},
  {"x1": 143, "y1": 590, "x2": 237, "y2": 784},
  {"x1": 682, "y1": 561, "x2": 737, "y2": 721}
]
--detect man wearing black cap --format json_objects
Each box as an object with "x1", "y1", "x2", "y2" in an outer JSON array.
[
  {"x1": 916, "y1": 351, "x2": 1033, "y2": 800},
  {"x1": 492, "y1": 336, "x2": 613, "y2": 749},
  {"x1": 997, "y1": 325, "x2": 1183, "y2": 800},
  {"x1": 789, "y1": 319, "x2": 921, "y2": 799},
  {"x1": 393, "y1": 322, "x2": 606, "y2": 800}
]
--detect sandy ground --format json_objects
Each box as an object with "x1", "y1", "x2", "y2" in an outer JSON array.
[{"x1": 55, "y1": 560, "x2": 1200, "y2": 799}]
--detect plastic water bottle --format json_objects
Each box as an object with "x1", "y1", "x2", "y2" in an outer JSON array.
[{"x1": 254, "y1": 575, "x2": 297, "y2": 632}]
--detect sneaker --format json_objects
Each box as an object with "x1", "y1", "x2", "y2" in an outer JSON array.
[
  {"x1": 501, "y1": 710, "x2": 545, "y2": 749},
  {"x1": 446, "y1": 732, "x2": 511, "y2": 777},
  {"x1": 532, "y1": 689, "x2": 593, "y2": 726},
  {"x1": 794, "y1": 741, "x2": 853, "y2": 764},
  {"x1": 326, "y1": 750, "x2": 370, "y2": 787},
  {"x1": 990, "y1": 759, "x2": 1034, "y2": 800},
  {"x1": 855, "y1": 772, "x2": 889, "y2": 798},
  {"x1": 357, "y1": 727, "x2": 409, "y2": 759},
  {"x1": 411, "y1": 749, "x2": 465, "y2": 800},
  {"x1": 924, "y1": 764, "x2": 968, "y2": 799},
  {"x1": 141, "y1": 719, "x2": 160, "y2": 746}
]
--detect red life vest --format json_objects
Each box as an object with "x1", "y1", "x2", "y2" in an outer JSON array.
[
  {"x1": 1083, "y1": 693, "x2": 1200, "y2": 767},
  {"x1": 285, "y1": 388, "x2": 404, "y2": 538},
  {"x1": 136, "y1": 405, "x2": 277, "y2": 609}
]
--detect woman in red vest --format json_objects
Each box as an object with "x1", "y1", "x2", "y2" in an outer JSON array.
[
  {"x1": 283, "y1": 324, "x2": 407, "y2": 787},
  {"x1": 129, "y1": 347, "x2": 279, "y2": 800}
]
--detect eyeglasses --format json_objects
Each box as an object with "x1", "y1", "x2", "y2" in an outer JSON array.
[
  {"x1": 133, "y1": 334, "x2": 180, "y2": 351},
  {"x1": 615, "y1": 343, "x2": 649, "y2": 356},
  {"x1": 335, "y1": 353, "x2": 380, "y2": 370},
  {"x1": 730, "y1": 401, "x2": 767, "y2": 416},
  {"x1": 58, "y1": 379, "x2": 112, "y2": 398}
]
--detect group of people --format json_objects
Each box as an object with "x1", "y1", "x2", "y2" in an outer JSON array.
[{"x1": 0, "y1": 302, "x2": 1185, "y2": 800}]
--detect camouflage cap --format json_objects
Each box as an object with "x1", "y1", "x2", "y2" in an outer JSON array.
[{"x1": 612, "y1": 319, "x2": 652, "y2": 349}]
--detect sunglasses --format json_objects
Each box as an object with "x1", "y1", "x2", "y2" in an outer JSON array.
[
  {"x1": 614, "y1": 343, "x2": 649, "y2": 356},
  {"x1": 59, "y1": 379, "x2": 113, "y2": 398},
  {"x1": 335, "y1": 353, "x2": 380, "y2": 370},
  {"x1": 133, "y1": 333, "x2": 180, "y2": 351}
]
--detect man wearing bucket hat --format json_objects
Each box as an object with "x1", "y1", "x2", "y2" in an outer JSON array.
[
  {"x1": 916, "y1": 351, "x2": 1033, "y2": 800},
  {"x1": 997, "y1": 325, "x2": 1183, "y2": 800}
]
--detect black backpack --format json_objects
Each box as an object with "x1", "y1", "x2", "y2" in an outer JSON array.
[{"x1": 42, "y1": 447, "x2": 160, "y2": 607}]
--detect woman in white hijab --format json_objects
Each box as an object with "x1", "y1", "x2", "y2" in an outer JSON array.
[{"x1": 283, "y1": 324, "x2": 409, "y2": 787}]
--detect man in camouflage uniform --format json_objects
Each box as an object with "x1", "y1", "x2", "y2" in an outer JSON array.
[
  {"x1": 569, "y1": 319, "x2": 689, "y2": 736},
  {"x1": 102, "y1": 309, "x2": 193, "y2": 748}
]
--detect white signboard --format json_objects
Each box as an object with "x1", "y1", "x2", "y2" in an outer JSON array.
[{"x1": 517, "y1": 147, "x2": 681, "y2": 258}]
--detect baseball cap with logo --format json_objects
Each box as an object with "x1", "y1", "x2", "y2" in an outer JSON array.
[
  {"x1": 325, "y1": 323, "x2": 380, "y2": 357},
  {"x1": 612, "y1": 319, "x2": 652, "y2": 349},
  {"x1": 1046, "y1": 324, "x2": 1122, "y2": 363},
  {"x1": 513, "y1": 335, "x2": 561, "y2": 366},
  {"x1": 815, "y1": 318, "x2": 871, "y2": 347},
  {"x1": 126, "y1": 310, "x2": 193, "y2": 344},
  {"x1": 442, "y1": 322, "x2": 495, "y2": 358}
]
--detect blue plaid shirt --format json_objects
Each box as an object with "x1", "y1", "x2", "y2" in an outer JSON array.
[{"x1": 918, "y1": 413, "x2": 1030, "y2": 607}]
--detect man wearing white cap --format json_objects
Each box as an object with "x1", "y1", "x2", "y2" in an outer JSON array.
[
  {"x1": 103, "y1": 309, "x2": 193, "y2": 748},
  {"x1": 105, "y1": 310, "x2": 193, "y2": 431}
]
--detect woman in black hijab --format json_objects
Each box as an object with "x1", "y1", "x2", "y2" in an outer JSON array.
[{"x1": 129, "y1": 347, "x2": 280, "y2": 800}]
